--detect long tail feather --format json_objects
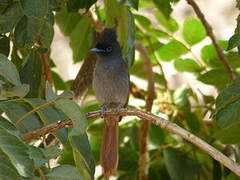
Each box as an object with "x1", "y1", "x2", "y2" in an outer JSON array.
[{"x1": 101, "y1": 116, "x2": 119, "y2": 180}]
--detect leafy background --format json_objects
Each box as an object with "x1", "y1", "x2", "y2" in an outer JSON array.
[{"x1": 0, "y1": 0, "x2": 240, "y2": 179}]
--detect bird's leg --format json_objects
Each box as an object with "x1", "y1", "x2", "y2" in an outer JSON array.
[
  {"x1": 100, "y1": 104, "x2": 107, "y2": 118},
  {"x1": 108, "y1": 103, "x2": 122, "y2": 113}
]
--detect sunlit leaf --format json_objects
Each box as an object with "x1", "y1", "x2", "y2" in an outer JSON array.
[
  {"x1": 158, "y1": 40, "x2": 188, "y2": 61},
  {"x1": 174, "y1": 58, "x2": 202, "y2": 72},
  {"x1": 183, "y1": 17, "x2": 206, "y2": 45}
]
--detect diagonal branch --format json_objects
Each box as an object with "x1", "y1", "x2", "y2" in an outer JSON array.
[
  {"x1": 23, "y1": 108, "x2": 240, "y2": 176},
  {"x1": 185, "y1": 0, "x2": 236, "y2": 80}
]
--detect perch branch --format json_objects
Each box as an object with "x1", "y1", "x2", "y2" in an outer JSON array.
[
  {"x1": 185, "y1": 0, "x2": 235, "y2": 80},
  {"x1": 135, "y1": 40, "x2": 156, "y2": 180},
  {"x1": 23, "y1": 108, "x2": 240, "y2": 176}
]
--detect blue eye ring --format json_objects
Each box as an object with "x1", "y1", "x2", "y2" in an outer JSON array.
[{"x1": 106, "y1": 46, "x2": 112, "y2": 52}]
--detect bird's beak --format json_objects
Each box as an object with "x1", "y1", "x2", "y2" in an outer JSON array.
[{"x1": 90, "y1": 48, "x2": 105, "y2": 53}]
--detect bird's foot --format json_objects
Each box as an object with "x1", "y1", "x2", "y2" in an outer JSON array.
[{"x1": 100, "y1": 106, "x2": 107, "y2": 118}]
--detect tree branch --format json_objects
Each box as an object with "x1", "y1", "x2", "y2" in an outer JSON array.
[
  {"x1": 135, "y1": 40, "x2": 156, "y2": 180},
  {"x1": 23, "y1": 108, "x2": 240, "y2": 176},
  {"x1": 185, "y1": 0, "x2": 236, "y2": 80}
]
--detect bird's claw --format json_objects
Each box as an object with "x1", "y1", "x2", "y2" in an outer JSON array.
[{"x1": 100, "y1": 106, "x2": 107, "y2": 118}]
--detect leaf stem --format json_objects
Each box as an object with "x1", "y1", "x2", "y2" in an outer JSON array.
[{"x1": 16, "y1": 100, "x2": 55, "y2": 125}]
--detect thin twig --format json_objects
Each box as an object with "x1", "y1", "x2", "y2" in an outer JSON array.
[
  {"x1": 135, "y1": 41, "x2": 156, "y2": 180},
  {"x1": 23, "y1": 108, "x2": 240, "y2": 176},
  {"x1": 16, "y1": 100, "x2": 55, "y2": 125},
  {"x1": 37, "y1": 41, "x2": 53, "y2": 84},
  {"x1": 185, "y1": 0, "x2": 235, "y2": 80}
]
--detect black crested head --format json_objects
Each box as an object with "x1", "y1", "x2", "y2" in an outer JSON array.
[{"x1": 90, "y1": 28, "x2": 121, "y2": 57}]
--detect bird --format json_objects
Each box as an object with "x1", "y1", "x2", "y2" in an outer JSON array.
[{"x1": 91, "y1": 28, "x2": 129, "y2": 179}]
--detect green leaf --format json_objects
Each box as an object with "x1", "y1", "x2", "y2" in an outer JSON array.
[
  {"x1": 164, "y1": 148, "x2": 200, "y2": 180},
  {"x1": 117, "y1": 0, "x2": 139, "y2": 10},
  {"x1": 19, "y1": 51, "x2": 42, "y2": 97},
  {"x1": 227, "y1": 33, "x2": 240, "y2": 50},
  {"x1": 197, "y1": 69, "x2": 230, "y2": 89},
  {"x1": 0, "y1": 121, "x2": 34, "y2": 177},
  {"x1": 25, "y1": 98, "x2": 68, "y2": 143},
  {"x1": 152, "y1": 0, "x2": 172, "y2": 19},
  {"x1": 0, "y1": 148, "x2": 21, "y2": 180},
  {"x1": 201, "y1": 41, "x2": 228, "y2": 68},
  {"x1": 29, "y1": 146, "x2": 48, "y2": 168},
  {"x1": 58, "y1": 140, "x2": 75, "y2": 165},
  {"x1": 20, "y1": 0, "x2": 48, "y2": 18},
  {"x1": 149, "y1": 124, "x2": 165, "y2": 146},
  {"x1": 118, "y1": 147, "x2": 138, "y2": 171},
  {"x1": 185, "y1": 111, "x2": 200, "y2": 133},
  {"x1": 14, "y1": 16, "x2": 44, "y2": 48},
  {"x1": 0, "y1": 102, "x2": 42, "y2": 133},
  {"x1": 69, "y1": 15, "x2": 93, "y2": 62},
  {"x1": 56, "y1": 99, "x2": 87, "y2": 135},
  {"x1": 45, "y1": 82, "x2": 57, "y2": 101},
  {"x1": 49, "y1": 0, "x2": 65, "y2": 11},
  {"x1": 1, "y1": 84, "x2": 30, "y2": 98},
  {"x1": 154, "y1": 10, "x2": 179, "y2": 33},
  {"x1": 214, "y1": 122, "x2": 240, "y2": 144},
  {"x1": 212, "y1": 159, "x2": 222, "y2": 180},
  {"x1": 46, "y1": 165, "x2": 83, "y2": 180},
  {"x1": 120, "y1": 10, "x2": 135, "y2": 65},
  {"x1": 55, "y1": 9, "x2": 82, "y2": 36},
  {"x1": 40, "y1": 21, "x2": 54, "y2": 48},
  {"x1": 104, "y1": 0, "x2": 135, "y2": 65},
  {"x1": 158, "y1": 40, "x2": 188, "y2": 61},
  {"x1": 0, "y1": 54, "x2": 21, "y2": 86},
  {"x1": 134, "y1": 14, "x2": 151, "y2": 28},
  {"x1": 0, "y1": 2, "x2": 23, "y2": 33},
  {"x1": 226, "y1": 51, "x2": 240, "y2": 68},
  {"x1": 174, "y1": 58, "x2": 202, "y2": 72},
  {"x1": 213, "y1": 77, "x2": 240, "y2": 127},
  {"x1": 173, "y1": 86, "x2": 189, "y2": 107},
  {"x1": 67, "y1": 0, "x2": 96, "y2": 12},
  {"x1": 43, "y1": 146, "x2": 62, "y2": 160},
  {"x1": 69, "y1": 134, "x2": 95, "y2": 180},
  {"x1": 52, "y1": 71, "x2": 67, "y2": 90},
  {"x1": 183, "y1": 17, "x2": 206, "y2": 45},
  {"x1": 0, "y1": 35, "x2": 10, "y2": 56}
]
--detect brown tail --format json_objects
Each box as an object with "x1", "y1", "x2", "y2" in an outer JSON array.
[{"x1": 101, "y1": 116, "x2": 119, "y2": 180}]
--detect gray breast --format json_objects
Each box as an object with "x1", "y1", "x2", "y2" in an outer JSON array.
[{"x1": 93, "y1": 59, "x2": 129, "y2": 107}]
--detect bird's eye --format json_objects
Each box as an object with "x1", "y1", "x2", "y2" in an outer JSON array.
[{"x1": 106, "y1": 46, "x2": 112, "y2": 52}]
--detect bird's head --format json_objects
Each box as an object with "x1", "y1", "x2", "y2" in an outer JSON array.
[{"x1": 90, "y1": 28, "x2": 121, "y2": 58}]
